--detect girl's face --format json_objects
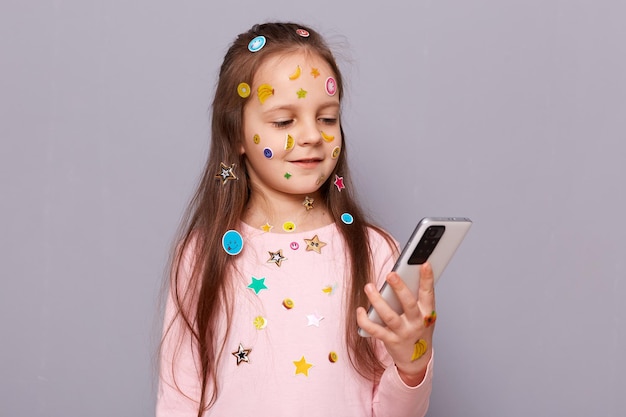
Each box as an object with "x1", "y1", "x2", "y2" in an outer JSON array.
[{"x1": 241, "y1": 51, "x2": 342, "y2": 199}]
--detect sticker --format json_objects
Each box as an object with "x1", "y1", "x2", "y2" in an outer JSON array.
[
  {"x1": 290, "y1": 241, "x2": 299, "y2": 250},
  {"x1": 232, "y1": 343, "x2": 252, "y2": 365},
  {"x1": 306, "y1": 312, "x2": 324, "y2": 327},
  {"x1": 257, "y1": 83, "x2": 274, "y2": 104},
  {"x1": 284, "y1": 172, "x2": 292, "y2": 179},
  {"x1": 293, "y1": 356, "x2": 313, "y2": 376},
  {"x1": 331, "y1": 146, "x2": 341, "y2": 159},
  {"x1": 334, "y1": 175, "x2": 345, "y2": 191},
  {"x1": 328, "y1": 351, "x2": 338, "y2": 363},
  {"x1": 285, "y1": 134, "x2": 295, "y2": 151},
  {"x1": 296, "y1": 28, "x2": 310, "y2": 37},
  {"x1": 282, "y1": 298, "x2": 295, "y2": 309},
  {"x1": 283, "y1": 221, "x2": 296, "y2": 232},
  {"x1": 261, "y1": 222, "x2": 273, "y2": 232},
  {"x1": 424, "y1": 310, "x2": 437, "y2": 328},
  {"x1": 315, "y1": 174, "x2": 325, "y2": 185},
  {"x1": 237, "y1": 82, "x2": 251, "y2": 98},
  {"x1": 341, "y1": 213, "x2": 354, "y2": 225},
  {"x1": 248, "y1": 35, "x2": 266, "y2": 52},
  {"x1": 311, "y1": 68, "x2": 320, "y2": 78},
  {"x1": 247, "y1": 276, "x2": 268, "y2": 294},
  {"x1": 215, "y1": 162, "x2": 238, "y2": 185},
  {"x1": 296, "y1": 88, "x2": 307, "y2": 98},
  {"x1": 302, "y1": 196, "x2": 314, "y2": 210},
  {"x1": 321, "y1": 131, "x2": 334, "y2": 142},
  {"x1": 304, "y1": 234, "x2": 326, "y2": 254},
  {"x1": 263, "y1": 147, "x2": 273, "y2": 159},
  {"x1": 288, "y1": 65, "x2": 302, "y2": 80},
  {"x1": 411, "y1": 339, "x2": 428, "y2": 362},
  {"x1": 253, "y1": 134, "x2": 261, "y2": 144},
  {"x1": 322, "y1": 283, "x2": 337, "y2": 295},
  {"x1": 325, "y1": 76, "x2": 337, "y2": 96},
  {"x1": 222, "y1": 229, "x2": 243, "y2": 255},
  {"x1": 267, "y1": 249, "x2": 287, "y2": 267},
  {"x1": 253, "y1": 316, "x2": 267, "y2": 330}
]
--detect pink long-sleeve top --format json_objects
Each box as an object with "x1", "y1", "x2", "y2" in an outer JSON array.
[{"x1": 157, "y1": 222, "x2": 433, "y2": 416}]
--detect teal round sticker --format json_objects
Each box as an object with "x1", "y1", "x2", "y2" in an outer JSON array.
[
  {"x1": 341, "y1": 213, "x2": 354, "y2": 225},
  {"x1": 222, "y1": 230, "x2": 244, "y2": 255}
]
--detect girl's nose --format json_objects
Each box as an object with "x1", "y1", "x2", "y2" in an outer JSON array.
[{"x1": 296, "y1": 120, "x2": 323, "y2": 146}]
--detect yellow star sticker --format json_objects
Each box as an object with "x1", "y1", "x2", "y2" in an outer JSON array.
[
  {"x1": 293, "y1": 356, "x2": 313, "y2": 376},
  {"x1": 310, "y1": 68, "x2": 320, "y2": 78},
  {"x1": 261, "y1": 222, "x2": 273, "y2": 232},
  {"x1": 304, "y1": 235, "x2": 327, "y2": 254}
]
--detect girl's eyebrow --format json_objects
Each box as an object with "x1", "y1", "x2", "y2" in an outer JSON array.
[{"x1": 263, "y1": 101, "x2": 340, "y2": 113}]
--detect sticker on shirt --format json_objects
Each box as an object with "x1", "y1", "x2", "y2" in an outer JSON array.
[{"x1": 267, "y1": 249, "x2": 287, "y2": 267}]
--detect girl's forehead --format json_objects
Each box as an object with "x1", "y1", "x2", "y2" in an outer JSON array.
[{"x1": 253, "y1": 51, "x2": 334, "y2": 82}]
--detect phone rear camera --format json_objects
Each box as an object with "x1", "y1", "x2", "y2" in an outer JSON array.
[{"x1": 408, "y1": 225, "x2": 446, "y2": 265}]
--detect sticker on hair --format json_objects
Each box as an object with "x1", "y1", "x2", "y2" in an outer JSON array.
[
  {"x1": 340, "y1": 213, "x2": 354, "y2": 225},
  {"x1": 296, "y1": 28, "x2": 310, "y2": 37},
  {"x1": 325, "y1": 77, "x2": 337, "y2": 96},
  {"x1": 257, "y1": 83, "x2": 274, "y2": 104},
  {"x1": 334, "y1": 175, "x2": 345, "y2": 191},
  {"x1": 288, "y1": 65, "x2": 302, "y2": 80},
  {"x1": 237, "y1": 82, "x2": 251, "y2": 98},
  {"x1": 215, "y1": 162, "x2": 238, "y2": 185},
  {"x1": 248, "y1": 35, "x2": 266, "y2": 52}
]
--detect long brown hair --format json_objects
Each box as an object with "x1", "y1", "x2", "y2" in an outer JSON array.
[{"x1": 162, "y1": 22, "x2": 395, "y2": 416}]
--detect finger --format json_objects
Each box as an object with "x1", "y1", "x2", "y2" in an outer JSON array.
[
  {"x1": 362, "y1": 281, "x2": 406, "y2": 333},
  {"x1": 384, "y1": 271, "x2": 421, "y2": 320},
  {"x1": 356, "y1": 305, "x2": 394, "y2": 341},
  {"x1": 418, "y1": 262, "x2": 437, "y2": 324}
]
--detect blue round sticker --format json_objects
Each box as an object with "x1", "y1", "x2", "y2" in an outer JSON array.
[
  {"x1": 222, "y1": 230, "x2": 244, "y2": 255},
  {"x1": 263, "y1": 147, "x2": 273, "y2": 159},
  {"x1": 248, "y1": 35, "x2": 266, "y2": 52},
  {"x1": 341, "y1": 213, "x2": 354, "y2": 225}
]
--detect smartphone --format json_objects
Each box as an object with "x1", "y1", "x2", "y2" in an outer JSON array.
[{"x1": 358, "y1": 217, "x2": 472, "y2": 337}]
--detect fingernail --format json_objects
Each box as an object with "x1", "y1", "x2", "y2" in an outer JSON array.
[{"x1": 387, "y1": 273, "x2": 399, "y2": 284}]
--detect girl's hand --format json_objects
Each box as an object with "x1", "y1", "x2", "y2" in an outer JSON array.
[{"x1": 356, "y1": 262, "x2": 436, "y2": 387}]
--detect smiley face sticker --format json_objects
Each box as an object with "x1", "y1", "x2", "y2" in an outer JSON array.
[{"x1": 222, "y1": 230, "x2": 244, "y2": 255}]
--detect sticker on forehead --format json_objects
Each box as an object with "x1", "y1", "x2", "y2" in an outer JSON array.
[
  {"x1": 248, "y1": 35, "x2": 266, "y2": 52},
  {"x1": 311, "y1": 68, "x2": 320, "y2": 78},
  {"x1": 257, "y1": 84, "x2": 274, "y2": 104},
  {"x1": 325, "y1": 77, "x2": 337, "y2": 96},
  {"x1": 289, "y1": 65, "x2": 302, "y2": 80},
  {"x1": 285, "y1": 134, "x2": 295, "y2": 151},
  {"x1": 331, "y1": 146, "x2": 341, "y2": 159},
  {"x1": 296, "y1": 28, "x2": 310, "y2": 37}
]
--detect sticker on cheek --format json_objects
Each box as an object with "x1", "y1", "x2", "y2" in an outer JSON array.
[
  {"x1": 325, "y1": 77, "x2": 337, "y2": 96},
  {"x1": 253, "y1": 134, "x2": 261, "y2": 144},
  {"x1": 331, "y1": 146, "x2": 341, "y2": 159},
  {"x1": 321, "y1": 131, "x2": 334, "y2": 142},
  {"x1": 263, "y1": 148, "x2": 273, "y2": 159},
  {"x1": 284, "y1": 172, "x2": 292, "y2": 179},
  {"x1": 285, "y1": 134, "x2": 295, "y2": 151}
]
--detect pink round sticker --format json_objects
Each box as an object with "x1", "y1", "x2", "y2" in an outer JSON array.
[
  {"x1": 325, "y1": 77, "x2": 337, "y2": 96},
  {"x1": 296, "y1": 28, "x2": 310, "y2": 37}
]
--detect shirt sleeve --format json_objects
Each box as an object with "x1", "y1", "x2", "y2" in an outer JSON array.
[{"x1": 368, "y1": 228, "x2": 434, "y2": 417}]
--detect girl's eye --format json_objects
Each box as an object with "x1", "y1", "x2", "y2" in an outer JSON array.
[
  {"x1": 272, "y1": 120, "x2": 293, "y2": 128},
  {"x1": 319, "y1": 118, "x2": 338, "y2": 125}
]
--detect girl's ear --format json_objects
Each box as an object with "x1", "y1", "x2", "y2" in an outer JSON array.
[{"x1": 239, "y1": 143, "x2": 245, "y2": 155}]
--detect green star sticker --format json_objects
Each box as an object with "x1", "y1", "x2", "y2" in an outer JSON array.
[
  {"x1": 296, "y1": 88, "x2": 307, "y2": 98},
  {"x1": 247, "y1": 276, "x2": 268, "y2": 294},
  {"x1": 284, "y1": 172, "x2": 292, "y2": 179}
]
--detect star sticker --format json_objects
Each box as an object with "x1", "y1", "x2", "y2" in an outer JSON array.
[
  {"x1": 306, "y1": 312, "x2": 324, "y2": 327},
  {"x1": 293, "y1": 356, "x2": 313, "y2": 376},
  {"x1": 267, "y1": 249, "x2": 287, "y2": 267},
  {"x1": 261, "y1": 222, "x2": 273, "y2": 232},
  {"x1": 334, "y1": 175, "x2": 345, "y2": 191},
  {"x1": 284, "y1": 172, "x2": 292, "y2": 179},
  {"x1": 215, "y1": 162, "x2": 238, "y2": 185},
  {"x1": 232, "y1": 343, "x2": 251, "y2": 365},
  {"x1": 302, "y1": 196, "x2": 314, "y2": 210},
  {"x1": 304, "y1": 234, "x2": 327, "y2": 254},
  {"x1": 310, "y1": 68, "x2": 320, "y2": 78},
  {"x1": 296, "y1": 88, "x2": 307, "y2": 98},
  {"x1": 247, "y1": 276, "x2": 268, "y2": 294}
]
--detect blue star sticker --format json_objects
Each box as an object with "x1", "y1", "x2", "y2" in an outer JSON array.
[{"x1": 247, "y1": 276, "x2": 268, "y2": 294}]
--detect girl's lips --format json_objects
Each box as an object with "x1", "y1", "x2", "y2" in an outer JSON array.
[{"x1": 289, "y1": 158, "x2": 323, "y2": 169}]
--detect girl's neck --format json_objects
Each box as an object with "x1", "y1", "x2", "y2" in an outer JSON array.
[{"x1": 243, "y1": 191, "x2": 333, "y2": 233}]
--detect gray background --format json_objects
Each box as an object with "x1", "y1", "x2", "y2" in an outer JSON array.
[{"x1": 1, "y1": 0, "x2": 624, "y2": 416}]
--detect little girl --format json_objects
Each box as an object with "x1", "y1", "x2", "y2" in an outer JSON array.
[{"x1": 157, "y1": 22, "x2": 436, "y2": 417}]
